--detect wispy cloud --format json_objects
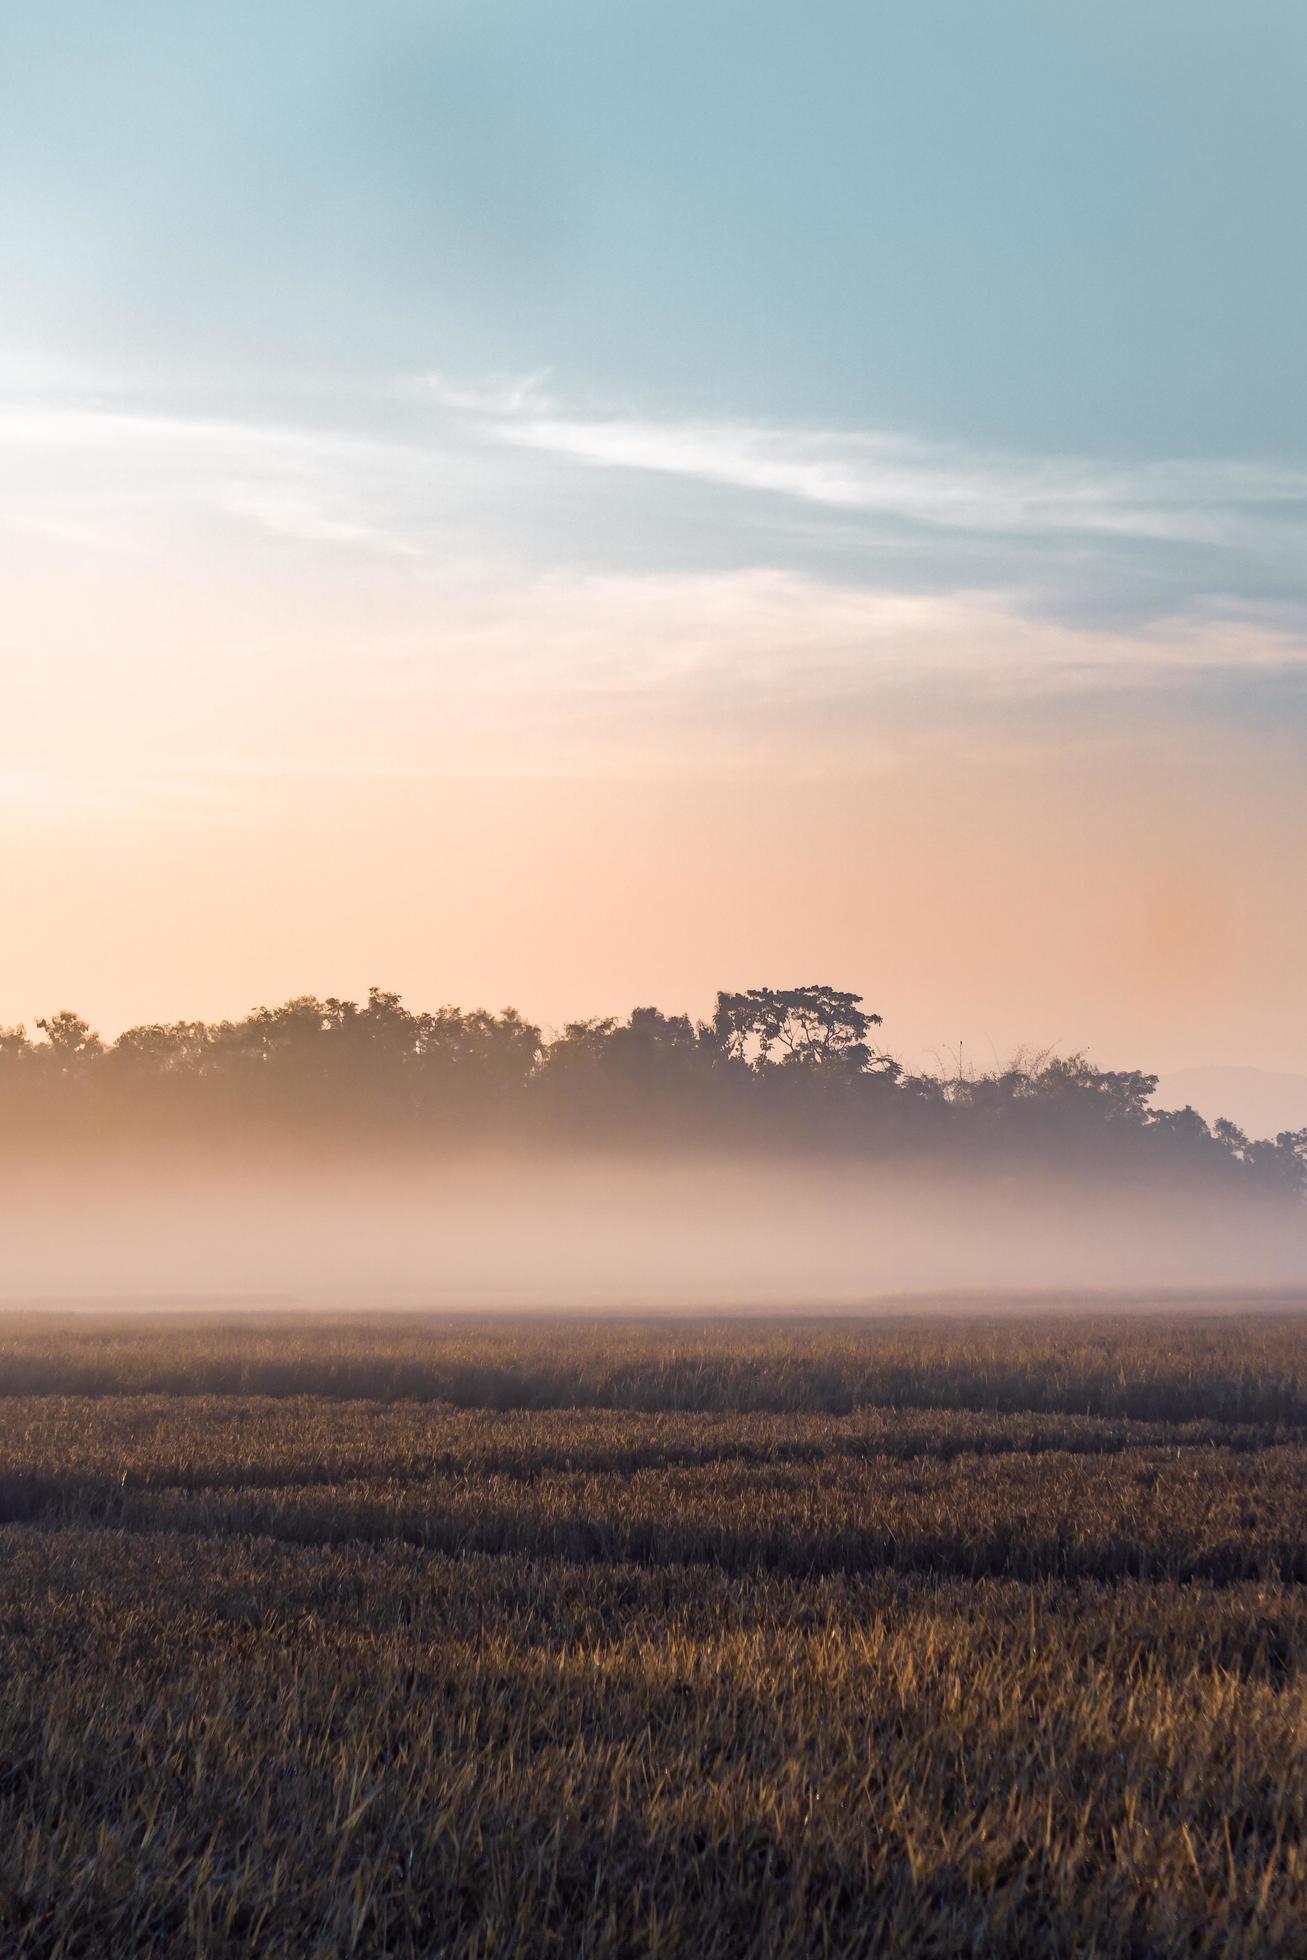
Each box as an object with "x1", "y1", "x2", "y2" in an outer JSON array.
[
  {"x1": 417, "y1": 371, "x2": 553, "y2": 418},
  {"x1": 211, "y1": 483, "x2": 423, "y2": 555},
  {"x1": 319, "y1": 570, "x2": 1307, "y2": 782},
  {"x1": 5, "y1": 560, "x2": 1307, "y2": 823},
  {"x1": 6, "y1": 373, "x2": 1307, "y2": 603},
  {"x1": 0, "y1": 400, "x2": 380, "y2": 558},
  {"x1": 4, "y1": 366, "x2": 1307, "y2": 787},
  {"x1": 425, "y1": 372, "x2": 1307, "y2": 555}
]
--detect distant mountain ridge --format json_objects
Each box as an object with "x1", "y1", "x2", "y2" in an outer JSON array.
[{"x1": 1155, "y1": 1067, "x2": 1307, "y2": 1139}]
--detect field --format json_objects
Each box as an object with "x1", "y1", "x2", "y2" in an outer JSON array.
[{"x1": 2, "y1": 1308, "x2": 1307, "y2": 1956}]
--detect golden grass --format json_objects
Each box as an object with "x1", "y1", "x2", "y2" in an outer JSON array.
[{"x1": 1, "y1": 1310, "x2": 1305, "y2": 1955}]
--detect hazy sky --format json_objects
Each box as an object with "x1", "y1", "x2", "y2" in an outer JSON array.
[{"x1": 3, "y1": 1, "x2": 1306, "y2": 1073}]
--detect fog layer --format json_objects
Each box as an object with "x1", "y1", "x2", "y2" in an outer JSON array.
[{"x1": 6, "y1": 1151, "x2": 1306, "y2": 1305}]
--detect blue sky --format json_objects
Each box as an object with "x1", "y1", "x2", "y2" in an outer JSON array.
[
  {"x1": 6, "y1": 1, "x2": 1307, "y2": 451},
  {"x1": 2, "y1": 2, "x2": 1305, "y2": 1069}
]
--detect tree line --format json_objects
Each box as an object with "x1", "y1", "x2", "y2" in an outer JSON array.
[{"x1": 2, "y1": 984, "x2": 1304, "y2": 1197}]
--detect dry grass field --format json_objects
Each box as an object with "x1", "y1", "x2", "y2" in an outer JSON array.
[{"x1": 2, "y1": 1307, "x2": 1306, "y2": 1956}]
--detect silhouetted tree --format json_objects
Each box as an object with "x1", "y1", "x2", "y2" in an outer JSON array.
[
  {"x1": 713, "y1": 986, "x2": 897, "y2": 1077},
  {"x1": 0, "y1": 983, "x2": 1300, "y2": 1204},
  {"x1": 35, "y1": 1011, "x2": 102, "y2": 1064}
]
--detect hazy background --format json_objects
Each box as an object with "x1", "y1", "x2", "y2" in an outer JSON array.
[{"x1": 3, "y1": 2, "x2": 1306, "y2": 1087}]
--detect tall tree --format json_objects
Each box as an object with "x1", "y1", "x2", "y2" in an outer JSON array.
[{"x1": 712, "y1": 986, "x2": 896, "y2": 1076}]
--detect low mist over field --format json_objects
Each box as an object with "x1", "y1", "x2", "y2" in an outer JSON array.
[
  {"x1": 4, "y1": 985, "x2": 1304, "y2": 1302},
  {"x1": 7, "y1": 1153, "x2": 1307, "y2": 1306}
]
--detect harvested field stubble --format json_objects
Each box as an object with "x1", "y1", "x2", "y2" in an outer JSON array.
[{"x1": 1, "y1": 1308, "x2": 1305, "y2": 1956}]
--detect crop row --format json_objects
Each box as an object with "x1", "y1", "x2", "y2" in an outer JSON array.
[
  {"x1": 3, "y1": 1309, "x2": 1307, "y2": 1420},
  {"x1": 0, "y1": 1395, "x2": 1288, "y2": 1499},
  {"x1": 5, "y1": 1439, "x2": 1305, "y2": 1583}
]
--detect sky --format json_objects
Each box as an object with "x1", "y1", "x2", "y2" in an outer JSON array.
[{"x1": 2, "y1": 0, "x2": 1306, "y2": 1076}]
